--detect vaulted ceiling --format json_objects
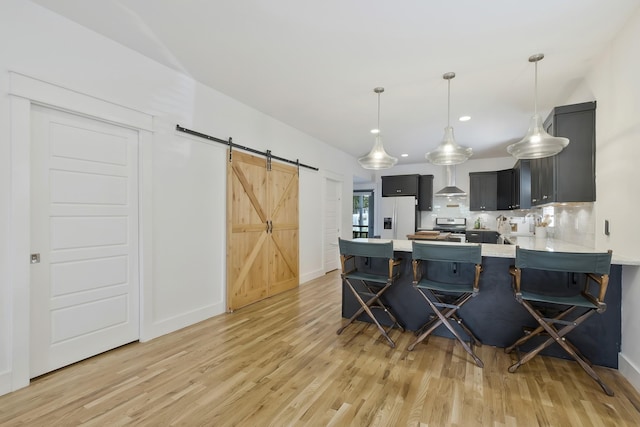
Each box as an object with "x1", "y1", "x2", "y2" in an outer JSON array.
[{"x1": 32, "y1": 0, "x2": 639, "y2": 164}]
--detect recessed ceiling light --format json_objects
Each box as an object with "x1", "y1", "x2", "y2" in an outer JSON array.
[
  {"x1": 370, "y1": 128, "x2": 380, "y2": 134},
  {"x1": 401, "y1": 153, "x2": 408, "y2": 157},
  {"x1": 459, "y1": 116, "x2": 471, "y2": 122}
]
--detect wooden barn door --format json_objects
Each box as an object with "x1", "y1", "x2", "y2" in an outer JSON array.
[{"x1": 227, "y1": 151, "x2": 299, "y2": 310}]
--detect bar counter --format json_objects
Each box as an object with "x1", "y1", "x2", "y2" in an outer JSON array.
[{"x1": 342, "y1": 238, "x2": 637, "y2": 368}]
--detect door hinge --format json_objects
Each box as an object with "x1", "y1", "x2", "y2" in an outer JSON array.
[{"x1": 30, "y1": 253, "x2": 40, "y2": 264}]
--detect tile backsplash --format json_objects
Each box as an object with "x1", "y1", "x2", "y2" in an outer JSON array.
[
  {"x1": 418, "y1": 198, "x2": 596, "y2": 248},
  {"x1": 551, "y1": 203, "x2": 595, "y2": 247}
]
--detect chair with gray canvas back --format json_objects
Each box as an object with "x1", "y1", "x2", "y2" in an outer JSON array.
[
  {"x1": 408, "y1": 241, "x2": 484, "y2": 367},
  {"x1": 505, "y1": 246, "x2": 614, "y2": 396},
  {"x1": 337, "y1": 238, "x2": 404, "y2": 347}
]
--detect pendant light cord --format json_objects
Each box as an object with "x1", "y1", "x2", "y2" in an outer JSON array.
[
  {"x1": 447, "y1": 78, "x2": 451, "y2": 127},
  {"x1": 534, "y1": 59, "x2": 538, "y2": 115},
  {"x1": 377, "y1": 91, "x2": 381, "y2": 131}
]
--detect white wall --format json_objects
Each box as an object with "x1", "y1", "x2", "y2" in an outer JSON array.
[
  {"x1": 565, "y1": 6, "x2": 640, "y2": 390},
  {"x1": 0, "y1": 0, "x2": 359, "y2": 395}
]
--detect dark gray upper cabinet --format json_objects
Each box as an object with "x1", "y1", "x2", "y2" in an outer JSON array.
[
  {"x1": 513, "y1": 159, "x2": 531, "y2": 210},
  {"x1": 488, "y1": 161, "x2": 531, "y2": 211},
  {"x1": 531, "y1": 102, "x2": 596, "y2": 205},
  {"x1": 418, "y1": 174, "x2": 434, "y2": 211},
  {"x1": 530, "y1": 155, "x2": 554, "y2": 205},
  {"x1": 497, "y1": 169, "x2": 514, "y2": 210},
  {"x1": 381, "y1": 174, "x2": 419, "y2": 197},
  {"x1": 469, "y1": 171, "x2": 497, "y2": 211}
]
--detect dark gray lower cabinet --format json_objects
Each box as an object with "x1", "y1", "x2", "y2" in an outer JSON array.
[{"x1": 466, "y1": 230, "x2": 499, "y2": 244}]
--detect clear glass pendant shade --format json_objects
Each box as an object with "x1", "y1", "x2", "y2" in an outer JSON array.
[
  {"x1": 506, "y1": 114, "x2": 569, "y2": 159},
  {"x1": 426, "y1": 126, "x2": 473, "y2": 165},
  {"x1": 425, "y1": 72, "x2": 472, "y2": 166},
  {"x1": 508, "y1": 53, "x2": 570, "y2": 159},
  {"x1": 358, "y1": 87, "x2": 397, "y2": 170},
  {"x1": 358, "y1": 134, "x2": 398, "y2": 169}
]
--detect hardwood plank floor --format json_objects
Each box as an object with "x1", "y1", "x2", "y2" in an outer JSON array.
[{"x1": 1, "y1": 270, "x2": 640, "y2": 426}]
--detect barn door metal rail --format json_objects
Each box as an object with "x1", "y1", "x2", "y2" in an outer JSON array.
[{"x1": 175, "y1": 124, "x2": 319, "y2": 171}]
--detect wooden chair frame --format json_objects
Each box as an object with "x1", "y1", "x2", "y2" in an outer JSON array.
[
  {"x1": 505, "y1": 247, "x2": 614, "y2": 396},
  {"x1": 408, "y1": 242, "x2": 484, "y2": 368},
  {"x1": 337, "y1": 239, "x2": 404, "y2": 348}
]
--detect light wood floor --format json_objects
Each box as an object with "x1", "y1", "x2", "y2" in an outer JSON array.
[{"x1": 2, "y1": 270, "x2": 640, "y2": 426}]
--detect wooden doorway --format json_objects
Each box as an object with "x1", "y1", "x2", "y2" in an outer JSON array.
[{"x1": 226, "y1": 151, "x2": 299, "y2": 310}]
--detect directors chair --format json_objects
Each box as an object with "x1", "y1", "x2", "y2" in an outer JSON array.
[
  {"x1": 337, "y1": 238, "x2": 404, "y2": 348},
  {"x1": 505, "y1": 246, "x2": 614, "y2": 396},
  {"x1": 408, "y1": 241, "x2": 484, "y2": 368}
]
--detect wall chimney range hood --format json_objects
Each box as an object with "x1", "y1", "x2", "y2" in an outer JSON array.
[{"x1": 435, "y1": 165, "x2": 467, "y2": 197}]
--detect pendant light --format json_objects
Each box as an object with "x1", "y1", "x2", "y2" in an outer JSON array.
[
  {"x1": 425, "y1": 72, "x2": 473, "y2": 165},
  {"x1": 507, "y1": 53, "x2": 569, "y2": 159},
  {"x1": 358, "y1": 87, "x2": 398, "y2": 170}
]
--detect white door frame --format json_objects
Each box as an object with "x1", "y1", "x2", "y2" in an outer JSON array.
[
  {"x1": 322, "y1": 170, "x2": 343, "y2": 273},
  {"x1": 7, "y1": 72, "x2": 154, "y2": 393}
]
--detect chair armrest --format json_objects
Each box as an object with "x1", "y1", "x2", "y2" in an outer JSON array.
[
  {"x1": 586, "y1": 272, "x2": 609, "y2": 304},
  {"x1": 388, "y1": 257, "x2": 403, "y2": 280},
  {"x1": 341, "y1": 255, "x2": 357, "y2": 275},
  {"x1": 509, "y1": 266, "x2": 521, "y2": 294},
  {"x1": 412, "y1": 259, "x2": 422, "y2": 284},
  {"x1": 473, "y1": 264, "x2": 482, "y2": 293}
]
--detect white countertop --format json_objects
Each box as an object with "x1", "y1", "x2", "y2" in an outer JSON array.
[{"x1": 351, "y1": 237, "x2": 640, "y2": 265}]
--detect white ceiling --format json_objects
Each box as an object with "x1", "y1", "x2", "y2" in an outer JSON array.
[{"x1": 31, "y1": 0, "x2": 639, "y2": 164}]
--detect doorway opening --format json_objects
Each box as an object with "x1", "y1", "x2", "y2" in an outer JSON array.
[{"x1": 353, "y1": 191, "x2": 374, "y2": 238}]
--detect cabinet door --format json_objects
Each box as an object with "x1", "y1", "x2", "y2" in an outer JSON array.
[
  {"x1": 482, "y1": 231, "x2": 499, "y2": 244},
  {"x1": 418, "y1": 175, "x2": 433, "y2": 211},
  {"x1": 469, "y1": 172, "x2": 497, "y2": 211},
  {"x1": 530, "y1": 156, "x2": 554, "y2": 206},
  {"x1": 497, "y1": 169, "x2": 514, "y2": 210},
  {"x1": 513, "y1": 160, "x2": 531, "y2": 209},
  {"x1": 530, "y1": 158, "x2": 540, "y2": 205},
  {"x1": 466, "y1": 231, "x2": 481, "y2": 243},
  {"x1": 554, "y1": 105, "x2": 596, "y2": 202},
  {"x1": 382, "y1": 174, "x2": 419, "y2": 196}
]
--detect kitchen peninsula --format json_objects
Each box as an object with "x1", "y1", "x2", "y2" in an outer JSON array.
[{"x1": 342, "y1": 237, "x2": 638, "y2": 368}]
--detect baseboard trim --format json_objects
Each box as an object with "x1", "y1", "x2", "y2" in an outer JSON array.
[
  {"x1": 141, "y1": 301, "x2": 225, "y2": 342},
  {"x1": 0, "y1": 370, "x2": 16, "y2": 397},
  {"x1": 619, "y1": 352, "x2": 640, "y2": 393},
  {"x1": 300, "y1": 269, "x2": 325, "y2": 284}
]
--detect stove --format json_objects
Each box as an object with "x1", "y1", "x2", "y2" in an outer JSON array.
[
  {"x1": 432, "y1": 217, "x2": 467, "y2": 233},
  {"x1": 423, "y1": 217, "x2": 467, "y2": 243}
]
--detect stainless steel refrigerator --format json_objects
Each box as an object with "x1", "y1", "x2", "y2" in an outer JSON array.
[{"x1": 380, "y1": 196, "x2": 416, "y2": 240}]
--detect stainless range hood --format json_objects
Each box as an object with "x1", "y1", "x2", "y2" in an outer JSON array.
[{"x1": 435, "y1": 165, "x2": 467, "y2": 197}]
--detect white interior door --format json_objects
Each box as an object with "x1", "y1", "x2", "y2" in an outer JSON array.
[
  {"x1": 30, "y1": 105, "x2": 140, "y2": 377},
  {"x1": 323, "y1": 178, "x2": 340, "y2": 273}
]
